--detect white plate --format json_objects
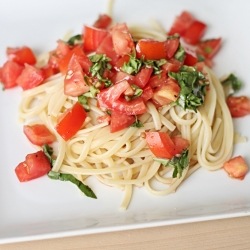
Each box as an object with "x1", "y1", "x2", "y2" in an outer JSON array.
[{"x1": 0, "y1": 0, "x2": 250, "y2": 244}]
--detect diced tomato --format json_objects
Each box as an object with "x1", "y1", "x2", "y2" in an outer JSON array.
[
  {"x1": 134, "y1": 67, "x2": 153, "y2": 88},
  {"x1": 152, "y1": 78, "x2": 180, "y2": 106},
  {"x1": 165, "y1": 38, "x2": 180, "y2": 59},
  {"x1": 93, "y1": 14, "x2": 112, "y2": 29},
  {"x1": 83, "y1": 25, "x2": 109, "y2": 53},
  {"x1": 111, "y1": 71, "x2": 135, "y2": 84},
  {"x1": 148, "y1": 72, "x2": 167, "y2": 88},
  {"x1": 97, "y1": 114, "x2": 111, "y2": 124},
  {"x1": 162, "y1": 59, "x2": 182, "y2": 73},
  {"x1": 196, "y1": 38, "x2": 222, "y2": 59},
  {"x1": 96, "y1": 34, "x2": 120, "y2": 64},
  {"x1": 97, "y1": 80, "x2": 146, "y2": 115},
  {"x1": 172, "y1": 136, "x2": 189, "y2": 155},
  {"x1": 114, "y1": 55, "x2": 130, "y2": 71},
  {"x1": 110, "y1": 110, "x2": 135, "y2": 133},
  {"x1": 15, "y1": 151, "x2": 51, "y2": 182},
  {"x1": 0, "y1": 61, "x2": 24, "y2": 89},
  {"x1": 111, "y1": 23, "x2": 134, "y2": 56},
  {"x1": 223, "y1": 156, "x2": 248, "y2": 180},
  {"x1": 7, "y1": 46, "x2": 36, "y2": 65},
  {"x1": 226, "y1": 96, "x2": 250, "y2": 118},
  {"x1": 55, "y1": 102, "x2": 87, "y2": 141},
  {"x1": 98, "y1": 80, "x2": 130, "y2": 106},
  {"x1": 182, "y1": 20, "x2": 207, "y2": 45},
  {"x1": 40, "y1": 64, "x2": 57, "y2": 79},
  {"x1": 141, "y1": 85, "x2": 154, "y2": 102},
  {"x1": 136, "y1": 39, "x2": 166, "y2": 60},
  {"x1": 64, "y1": 54, "x2": 90, "y2": 97},
  {"x1": 168, "y1": 11, "x2": 195, "y2": 36},
  {"x1": 16, "y1": 64, "x2": 44, "y2": 90},
  {"x1": 136, "y1": 38, "x2": 179, "y2": 60},
  {"x1": 111, "y1": 97, "x2": 146, "y2": 115},
  {"x1": 23, "y1": 124, "x2": 56, "y2": 146},
  {"x1": 55, "y1": 40, "x2": 71, "y2": 58},
  {"x1": 145, "y1": 132, "x2": 175, "y2": 159},
  {"x1": 184, "y1": 51, "x2": 198, "y2": 66},
  {"x1": 59, "y1": 45, "x2": 92, "y2": 74}
]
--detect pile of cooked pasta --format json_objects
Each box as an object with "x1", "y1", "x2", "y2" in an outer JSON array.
[{"x1": 18, "y1": 9, "x2": 233, "y2": 210}]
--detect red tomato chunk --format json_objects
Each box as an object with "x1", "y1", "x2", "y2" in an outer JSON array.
[
  {"x1": 223, "y1": 156, "x2": 248, "y2": 180},
  {"x1": 55, "y1": 102, "x2": 87, "y2": 141},
  {"x1": 23, "y1": 124, "x2": 56, "y2": 146},
  {"x1": 15, "y1": 151, "x2": 51, "y2": 182}
]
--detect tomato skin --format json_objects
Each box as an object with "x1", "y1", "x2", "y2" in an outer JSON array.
[
  {"x1": 226, "y1": 96, "x2": 250, "y2": 118},
  {"x1": 7, "y1": 46, "x2": 36, "y2": 65},
  {"x1": 0, "y1": 61, "x2": 24, "y2": 89},
  {"x1": 196, "y1": 38, "x2": 222, "y2": 59},
  {"x1": 23, "y1": 124, "x2": 56, "y2": 146},
  {"x1": 134, "y1": 67, "x2": 153, "y2": 88},
  {"x1": 171, "y1": 136, "x2": 189, "y2": 155},
  {"x1": 182, "y1": 20, "x2": 207, "y2": 45},
  {"x1": 98, "y1": 80, "x2": 130, "y2": 107},
  {"x1": 184, "y1": 51, "x2": 198, "y2": 66},
  {"x1": 58, "y1": 45, "x2": 91, "y2": 74},
  {"x1": 110, "y1": 110, "x2": 135, "y2": 133},
  {"x1": 152, "y1": 78, "x2": 180, "y2": 106},
  {"x1": 111, "y1": 23, "x2": 134, "y2": 56},
  {"x1": 55, "y1": 102, "x2": 87, "y2": 141},
  {"x1": 96, "y1": 34, "x2": 120, "y2": 64},
  {"x1": 168, "y1": 11, "x2": 195, "y2": 36},
  {"x1": 223, "y1": 156, "x2": 248, "y2": 180},
  {"x1": 141, "y1": 85, "x2": 154, "y2": 102},
  {"x1": 15, "y1": 151, "x2": 51, "y2": 182},
  {"x1": 16, "y1": 64, "x2": 45, "y2": 90},
  {"x1": 64, "y1": 54, "x2": 90, "y2": 97},
  {"x1": 93, "y1": 14, "x2": 112, "y2": 29},
  {"x1": 145, "y1": 132, "x2": 175, "y2": 159},
  {"x1": 136, "y1": 39, "x2": 166, "y2": 60},
  {"x1": 97, "y1": 80, "x2": 146, "y2": 115},
  {"x1": 83, "y1": 25, "x2": 109, "y2": 53}
]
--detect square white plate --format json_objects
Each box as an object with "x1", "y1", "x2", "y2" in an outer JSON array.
[{"x1": 0, "y1": 0, "x2": 250, "y2": 244}]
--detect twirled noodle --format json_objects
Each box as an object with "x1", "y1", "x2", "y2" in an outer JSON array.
[{"x1": 18, "y1": 22, "x2": 234, "y2": 210}]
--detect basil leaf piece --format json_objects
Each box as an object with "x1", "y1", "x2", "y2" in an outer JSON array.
[
  {"x1": 42, "y1": 144, "x2": 55, "y2": 166},
  {"x1": 48, "y1": 171, "x2": 97, "y2": 199},
  {"x1": 169, "y1": 66, "x2": 208, "y2": 111},
  {"x1": 221, "y1": 73, "x2": 242, "y2": 92},
  {"x1": 89, "y1": 54, "x2": 112, "y2": 87},
  {"x1": 154, "y1": 149, "x2": 189, "y2": 178},
  {"x1": 121, "y1": 56, "x2": 142, "y2": 75},
  {"x1": 67, "y1": 34, "x2": 82, "y2": 46}
]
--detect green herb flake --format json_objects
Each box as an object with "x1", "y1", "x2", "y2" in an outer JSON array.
[
  {"x1": 121, "y1": 55, "x2": 142, "y2": 75},
  {"x1": 89, "y1": 54, "x2": 112, "y2": 87},
  {"x1": 154, "y1": 149, "x2": 189, "y2": 178},
  {"x1": 169, "y1": 66, "x2": 208, "y2": 111},
  {"x1": 67, "y1": 34, "x2": 82, "y2": 46},
  {"x1": 42, "y1": 144, "x2": 55, "y2": 166},
  {"x1": 48, "y1": 171, "x2": 97, "y2": 199},
  {"x1": 221, "y1": 73, "x2": 242, "y2": 92}
]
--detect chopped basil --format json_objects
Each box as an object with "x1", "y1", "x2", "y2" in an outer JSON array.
[
  {"x1": 78, "y1": 86, "x2": 100, "y2": 111},
  {"x1": 144, "y1": 59, "x2": 167, "y2": 75},
  {"x1": 131, "y1": 119, "x2": 143, "y2": 128},
  {"x1": 67, "y1": 34, "x2": 82, "y2": 46},
  {"x1": 169, "y1": 66, "x2": 208, "y2": 111},
  {"x1": 121, "y1": 56, "x2": 142, "y2": 75},
  {"x1": 42, "y1": 144, "x2": 55, "y2": 166},
  {"x1": 174, "y1": 44, "x2": 185, "y2": 62},
  {"x1": 154, "y1": 149, "x2": 189, "y2": 178},
  {"x1": 89, "y1": 54, "x2": 112, "y2": 87},
  {"x1": 221, "y1": 73, "x2": 242, "y2": 92},
  {"x1": 48, "y1": 171, "x2": 97, "y2": 199}
]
